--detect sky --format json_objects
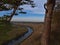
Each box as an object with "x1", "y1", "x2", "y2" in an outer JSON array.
[{"x1": 0, "y1": 0, "x2": 47, "y2": 22}]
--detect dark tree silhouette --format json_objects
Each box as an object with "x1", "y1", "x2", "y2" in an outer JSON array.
[{"x1": 0, "y1": 0, "x2": 35, "y2": 22}]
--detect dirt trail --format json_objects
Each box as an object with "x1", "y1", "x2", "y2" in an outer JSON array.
[{"x1": 16, "y1": 22, "x2": 44, "y2": 45}]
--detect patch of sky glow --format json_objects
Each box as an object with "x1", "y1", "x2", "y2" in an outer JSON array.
[
  {"x1": 0, "y1": 0, "x2": 47, "y2": 22},
  {"x1": 0, "y1": 9, "x2": 13, "y2": 16},
  {"x1": 11, "y1": 0, "x2": 47, "y2": 22},
  {"x1": 11, "y1": 17, "x2": 44, "y2": 22}
]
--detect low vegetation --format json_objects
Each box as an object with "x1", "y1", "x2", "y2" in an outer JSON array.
[
  {"x1": 20, "y1": 11, "x2": 60, "y2": 45},
  {"x1": 0, "y1": 22, "x2": 27, "y2": 45}
]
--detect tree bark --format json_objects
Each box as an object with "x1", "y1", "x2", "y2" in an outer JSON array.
[
  {"x1": 41, "y1": 0, "x2": 55, "y2": 45},
  {"x1": 8, "y1": 6, "x2": 18, "y2": 22}
]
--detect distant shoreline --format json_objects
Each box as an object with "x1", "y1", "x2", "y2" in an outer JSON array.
[{"x1": 11, "y1": 21, "x2": 44, "y2": 24}]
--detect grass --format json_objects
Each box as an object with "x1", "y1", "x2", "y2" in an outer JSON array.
[
  {"x1": 20, "y1": 23, "x2": 44, "y2": 45},
  {"x1": 0, "y1": 22, "x2": 27, "y2": 45},
  {"x1": 20, "y1": 11, "x2": 60, "y2": 45}
]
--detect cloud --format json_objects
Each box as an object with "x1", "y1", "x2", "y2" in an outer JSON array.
[
  {"x1": 12, "y1": 0, "x2": 46, "y2": 22},
  {"x1": 19, "y1": 0, "x2": 47, "y2": 14},
  {"x1": 0, "y1": 0, "x2": 46, "y2": 22}
]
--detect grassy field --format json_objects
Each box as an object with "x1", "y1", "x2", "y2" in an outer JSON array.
[
  {"x1": 19, "y1": 23, "x2": 44, "y2": 45},
  {"x1": 0, "y1": 11, "x2": 60, "y2": 45},
  {"x1": 19, "y1": 10, "x2": 60, "y2": 45},
  {"x1": 0, "y1": 22, "x2": 27, "y2": 45}
]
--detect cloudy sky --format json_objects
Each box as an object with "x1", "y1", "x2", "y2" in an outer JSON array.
[{"x1": 0, "y1": 0, "x2": 47, "y2": 22}]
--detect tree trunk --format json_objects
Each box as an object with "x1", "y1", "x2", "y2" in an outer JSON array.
[
  {"x1": 8, "y1": 6, "x2": 18, "y2": 22},
  {"x1": 41, "y1": 0, "x2": 55, "y2": 45}
]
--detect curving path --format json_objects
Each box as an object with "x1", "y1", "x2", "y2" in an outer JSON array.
[{"x1": 3, "y1": 27, "x2": 33, "y2": 45}]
